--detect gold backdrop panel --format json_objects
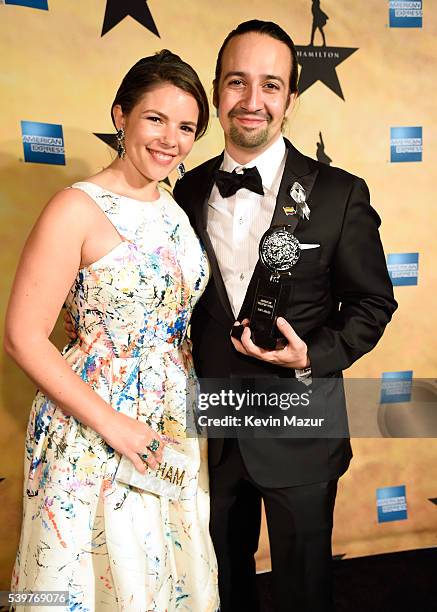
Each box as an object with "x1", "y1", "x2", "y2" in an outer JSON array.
[{"x1": 1, "y1": 0, "x2": 436, "y2": 587}]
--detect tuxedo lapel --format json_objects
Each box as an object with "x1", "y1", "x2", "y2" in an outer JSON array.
[
  {"x1": 277, "y1": 138, "x2": 319, "y2": 213},
  {"x1": 237, "y1": 139, "x2": 319, "y2": 321},
  {"x1": 190, "y1": 154, "x2": 235, "y2": 325}
]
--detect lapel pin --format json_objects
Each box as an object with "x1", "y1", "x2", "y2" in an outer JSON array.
[
  {"x1": 290, "y1": 182, "x2": 311, "y2": 220},
  {"x1": 282, "y1": 206, "x2": 296, "y2": 216}
]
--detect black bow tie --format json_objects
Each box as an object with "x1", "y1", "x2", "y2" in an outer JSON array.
[{"x1": 214, "y1": 166, "x2": 264, "y2": 198}]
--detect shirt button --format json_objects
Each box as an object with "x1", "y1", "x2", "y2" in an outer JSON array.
[
  {"x1": 239, "y1": 217, "x2": 244, "y2": 225},
  {"x1": 240, "y1": 273, "x2": 245, "y2": 281}
]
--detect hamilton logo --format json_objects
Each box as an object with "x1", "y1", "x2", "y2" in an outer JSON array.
[
  {"x1": 296, "y1": 0, "x2": 358, "y2": 100},
  {"x1": 101, "y1": 0, "x2": 160, "y2": 38},
  {"x1": 316, "y1": 131, "x2": 332, "y2": 165}
]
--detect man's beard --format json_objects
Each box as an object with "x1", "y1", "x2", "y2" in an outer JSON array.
[
  {"x1": 229, "y1": 123, "x2": 270, "y2": 149},
  {"x1": 227, "y1": 109, "x2": 272, "y2": 149}
]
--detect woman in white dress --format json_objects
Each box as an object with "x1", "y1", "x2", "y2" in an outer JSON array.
[{"x1": 5, "y1": 50, "x2": 219, "y2": 612}]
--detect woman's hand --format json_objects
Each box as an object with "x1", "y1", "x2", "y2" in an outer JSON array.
[{"x1": 100, "y1": 411, "x2": 167, "y2": 473}]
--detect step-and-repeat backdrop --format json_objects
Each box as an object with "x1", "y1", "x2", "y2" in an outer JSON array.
[{"x1": 1, "y1": 0, "x2": 436, "y2": 583}]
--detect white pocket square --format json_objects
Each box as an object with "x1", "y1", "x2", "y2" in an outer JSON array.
[{"x1": 300, "y1": 243, "x2": 320, "y2": 250}]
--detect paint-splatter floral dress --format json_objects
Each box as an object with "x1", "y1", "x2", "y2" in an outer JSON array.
[{"x1": 12, "y1": 182, "x2": 219, "y2": 612}]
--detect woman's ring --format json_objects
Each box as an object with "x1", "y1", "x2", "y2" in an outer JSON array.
[{"x1": 148, "y1": 439, "x2": 160, "y2": 453}]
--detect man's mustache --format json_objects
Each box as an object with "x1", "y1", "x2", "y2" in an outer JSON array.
[{"x1": 228, "y1": 109, "x2": 272, "y2": 121}]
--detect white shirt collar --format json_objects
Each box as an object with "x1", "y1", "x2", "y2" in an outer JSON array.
[{"x1": 221, "y1": 136, "x2": 287, "y2": 194}]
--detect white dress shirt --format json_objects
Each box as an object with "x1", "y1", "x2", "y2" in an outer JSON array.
[{"x1": 208, "y1": 135, "x2": 287, "y2": 317}]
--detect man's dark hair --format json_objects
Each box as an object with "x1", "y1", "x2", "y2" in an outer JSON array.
[{"x1": 213, "y1": 20, "x2": 299, "y2": 106}]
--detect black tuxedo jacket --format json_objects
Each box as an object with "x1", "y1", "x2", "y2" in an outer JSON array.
[{"x1": 174, "y1": 138, "x2": 397, "y2": 487}]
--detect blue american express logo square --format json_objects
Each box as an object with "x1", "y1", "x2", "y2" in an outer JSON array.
[
  {"x1": 377, "y1": 485, "x2": 408, "y2": 522},
  {"x1": 380, "y1": 371, "x2": 413, "y2": 403},
  {"x1": 386, "y1": 252, "x2": 418, "y2": 286},
  {"x1": 4, "y1": 0, "x2": 48, "y2": 9},
  {"x1": 389, "y1": 1, "x2": 422, "y2": 28},
  {"x1": 21, "y1": 121, "x2": 65, "y2": 165},
  {"x1": 390, "y1": 126, "x2": 422, "y2": 162}
]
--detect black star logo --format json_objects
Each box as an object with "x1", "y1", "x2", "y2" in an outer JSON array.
[
  {"x1": 94, "y1": 133, "x2": 171, "y2": 187},
  {"x1": 94, "y1": 132, "x2": 117, "y2": 150},
  {"x1": 296, "y1": 46, "x2": 358, "y2": 100},
  {"x1": 101, "y1": 0, "x2": 160, "y2": 38}
]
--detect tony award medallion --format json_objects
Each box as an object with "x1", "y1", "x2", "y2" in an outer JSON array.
[{"x1": 251, "y1": 226, "x2": 300, "y2": 349}]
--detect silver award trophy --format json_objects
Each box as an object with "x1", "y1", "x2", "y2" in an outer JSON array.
[{"x1": 250, "y1": 225, "x2": 301, "y2": 349}]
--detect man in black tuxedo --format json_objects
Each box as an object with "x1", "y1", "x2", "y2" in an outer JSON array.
[{"x1": 174, "y1": 20, "x2": 397, "y2": 612}]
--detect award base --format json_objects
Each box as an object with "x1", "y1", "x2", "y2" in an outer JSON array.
[{"x1": 249, "y1": 278, "x2": 285, "y2": 350}]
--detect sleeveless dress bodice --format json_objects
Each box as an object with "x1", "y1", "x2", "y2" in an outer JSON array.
[{"x1": 12, "y1": 182, "x2": 219, "y2": 612}]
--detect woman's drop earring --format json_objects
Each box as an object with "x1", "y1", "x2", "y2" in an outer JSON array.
[
  {"x1": 177, "y1": 162, "x2": 186, "y2": 179},
  {"x1": 116, "y1": 127, "x2": 126, "y2": 160}
]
